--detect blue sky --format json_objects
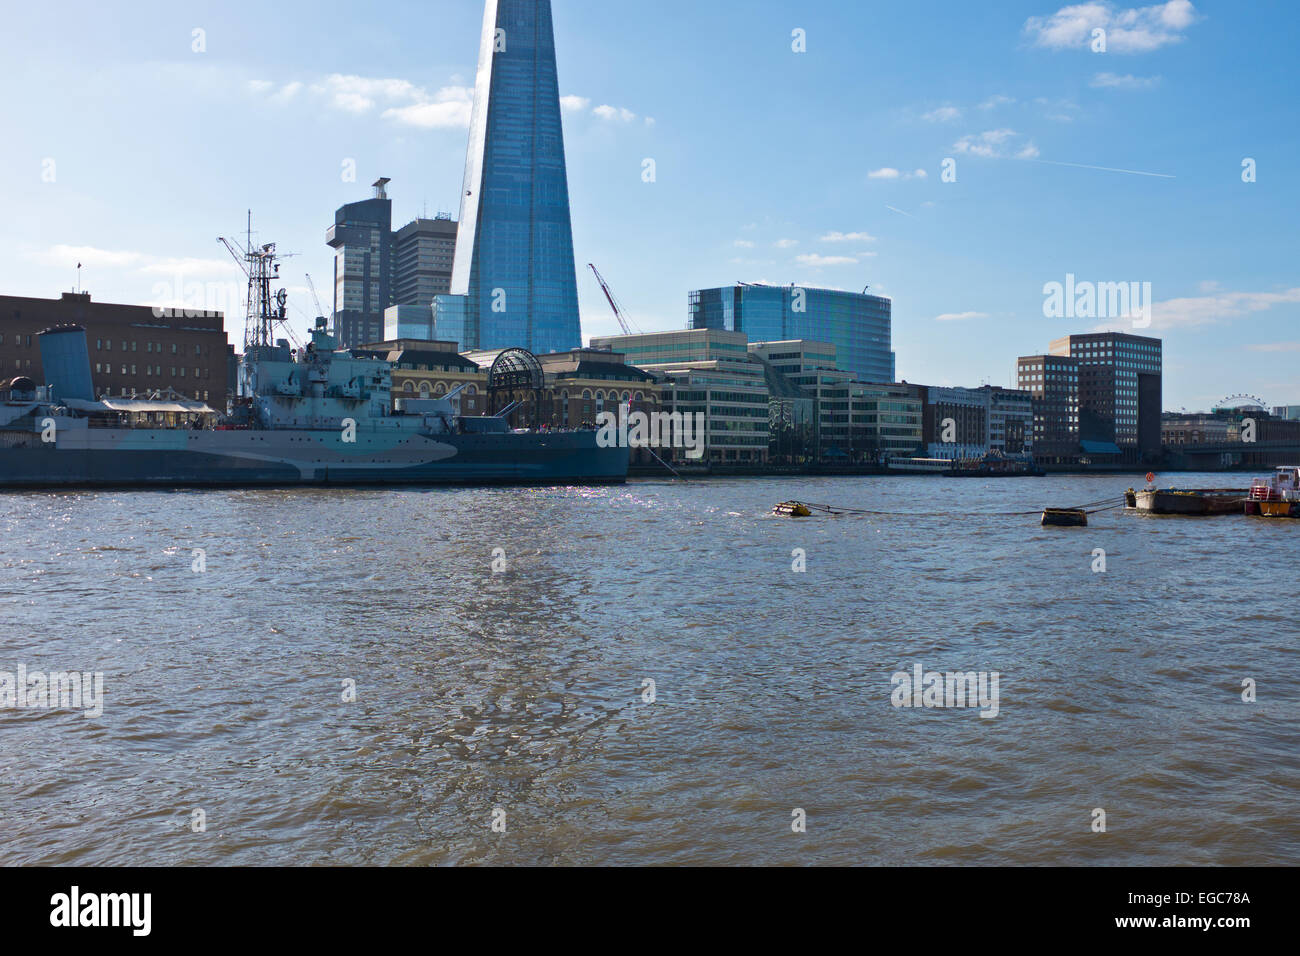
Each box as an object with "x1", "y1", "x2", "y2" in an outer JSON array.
[{"x1": 2, "y1": 0, "x2": 1296, "y2": 411}]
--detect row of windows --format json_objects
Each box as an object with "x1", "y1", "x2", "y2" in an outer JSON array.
[
  {"x1": 94, "y1": 340, "x2": 207, "y2": 355},
  {"x1": 94, "y1": 364, "x2": 210, "y2": 379}
]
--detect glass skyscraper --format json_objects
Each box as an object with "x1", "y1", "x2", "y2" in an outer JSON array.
[
  {"x1": 689, "y1": 284, "x2": 895, "y2": 383},
  {"x1": 441, "y1": 0, "x2": 581, "y2": 356}
]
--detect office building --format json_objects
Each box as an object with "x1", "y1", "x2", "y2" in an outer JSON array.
[
  {"x1": 1049, "y1": 332, "x2": 1162, "y2": 458},
  {"x1": 440, "y1": 0, "x2": 582, "y2": 356},
  {"x1": 327, "y1": 179, "x2": 395, "y2": 348},
  {"x1": 1017, "y1": 353, "x2": 1080, "y2": 460},
  {"x1": 918, "y1": 385, "x2": 1033, "y2": 459},
  {"x1": 394, "y1": 216, "x2": 457, "y2": 308},
  {"x1": 690, "y1": 283, "x2": 894, "y2": 383},
  {"x1": 591, "y1": 329, "x2": 770, "y2": 463},
  {"x1": 384, "y1": 305, "x2": 436, "y2": 342},
  {"x1": 0, "y1": 291, "x2": 228, "y2": 402},
  {"x1": 328, "y1": 180, "x2": 459, "y2": 349}
]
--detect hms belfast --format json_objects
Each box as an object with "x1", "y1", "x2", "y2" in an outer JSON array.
[{"x1": 0, "y1": 239, "x2": 628, "y2": 489}]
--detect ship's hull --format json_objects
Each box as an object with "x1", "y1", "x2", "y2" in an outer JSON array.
[
  {"x1": 1135, "y1": 489, "x2": 1246, "y2": 515},
  {"x1": 0, "y1": 427, "x2": 629, "y2": 488},
  {"x1": 1246, "y1": 500, "x2": 1300, "y2": 518}
]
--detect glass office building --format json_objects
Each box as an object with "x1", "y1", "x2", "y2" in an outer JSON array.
[
  {"x1": 689, "y1": 284, "x2": 895, "y2": 383},
  {"x1": 444, "y1": 0, "x2": 581, "y2": 356}
]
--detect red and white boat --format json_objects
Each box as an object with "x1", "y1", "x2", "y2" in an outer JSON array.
[{"x1": 1245, "y1": 466, "x2": 1300, "y2": 518}]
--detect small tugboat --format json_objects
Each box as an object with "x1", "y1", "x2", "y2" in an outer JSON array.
[{"x1": 1245, "y1": 466, "x2": 1300, "y2": 518}]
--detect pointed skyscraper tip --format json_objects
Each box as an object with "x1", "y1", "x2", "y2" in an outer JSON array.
[{"x1": 448, "y1": 0, "x2": 581, "y2": 356}]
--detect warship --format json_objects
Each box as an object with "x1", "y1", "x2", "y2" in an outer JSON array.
[{"x1": 0, "y1": 237, "x2": 627, "y2": 489}]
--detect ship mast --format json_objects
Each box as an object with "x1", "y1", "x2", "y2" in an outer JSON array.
[{"x1": 219, "y1": 212, "x2": 291, "y2": 352}]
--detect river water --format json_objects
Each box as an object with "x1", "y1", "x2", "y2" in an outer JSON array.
[{"x1": 1, "y1": 473, "x2": 1296, "y2": 865}]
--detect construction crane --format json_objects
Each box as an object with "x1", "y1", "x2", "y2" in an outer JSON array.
[
  {"x1": 587, "y1": 263, "x2": 639, "y2": 335},
  {"x1": 304, "y1": 273, "x2": 329, "y2": 325}
]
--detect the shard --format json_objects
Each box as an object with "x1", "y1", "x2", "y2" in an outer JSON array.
[{"x1": 445, "y1": 0, "x2": 582, "y2": 355}]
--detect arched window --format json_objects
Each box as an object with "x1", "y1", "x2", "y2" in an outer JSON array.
[
  {"x1": 561, "y1": 389, "x2": 569, "y2": 400},
  {"x1": 435, "y1": 382, "x2": 447, "y2": 395},
  {"x1": 634, "y1": 391, "x2": 644, "y2": 402},
  {"x1": 403, "y1": 381, "x2": 414, "y2": 393},
  {"x1": 466, "y1": 384, "x2": 477, "y2": 396},
  {"x1": 621, "y1": 391, "x2": 630, "y2": 402},
  {"x1": 419, "y1": 382, "x2": 430, "y2": 397},
  {"x1": 582, "y1": 389, "x2": 591, "y2": 400}
]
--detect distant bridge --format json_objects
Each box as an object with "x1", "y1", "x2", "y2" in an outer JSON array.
[{"x1": 1169, "y1": 439, "x2": 1300, "y2": 470}]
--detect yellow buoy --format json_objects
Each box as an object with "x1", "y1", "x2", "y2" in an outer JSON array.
[{"x1": 774, "y1": 501, "x2": 812, "y2": 517}]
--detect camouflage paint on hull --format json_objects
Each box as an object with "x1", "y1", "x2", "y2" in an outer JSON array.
[{"x1": 0, "y1": 428, "x2": 628, "y2": 488}]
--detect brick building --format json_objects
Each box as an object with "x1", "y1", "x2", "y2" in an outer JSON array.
[{"x1": 0, "y1": 292, "x2": 229, "y2": 403}]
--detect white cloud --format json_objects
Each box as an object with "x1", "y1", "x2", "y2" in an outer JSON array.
[
  {"x1": 312, "y1": 74, "x2": 421, "y2": 113},
  {"x1": 935, "y1": 311, "x2": 990, "y2": 321},
  {"x1": 382, "y1": 87, "x2": 474, "y2": 129},
  {"x1": 796, "y1": 254, "x2": 858, "y2": 267},
  {"x1": 922, "y1": 106, "x2": 962, "y2": 122},
  {"x1": 137, "y1": 257, "x2": 240, "y2": 279},
  {"x1": 34, "y1": 245, "x2": 144, "y2": 269},
  {"x1": 560, "y1": 95, "x2": 590, "y2": 112},
  {"x1": 979, "y1": 94, "x2": 1016, "y2": 110},
  {"x1": 733, "y1": 239, "x2": 755, "y2": 248},
  {"x1": 1090, "y1": 72, "x2": 1162, "y2": 89},
  {"x1": 248, "y1": 72, "x2": 474, "y2": 128},
  {"x1": 1024, "y1": 1, "x2": 1200, "y2": 54},
  {"x1": 821, "y1": 231, "x2": 876, "y2": 243},
  {"x1": 774, "y1": 239, "x2": 799, "y2": 248},
  {"x1": 593, "y1": 104, "x2": 637, "y2": 122},
  {"x1": 1139, "y1": 287, "x2": 1300, "y2": 330},
  {"x1": 868, "y1": 167, "x2": 927, "y2": 181},
  {"x1": 953, "y1": 128, "x2": 1039, "y2": 159},
  {"x1": 31, "y1": 246, "x2": 241, "y2": 283}
]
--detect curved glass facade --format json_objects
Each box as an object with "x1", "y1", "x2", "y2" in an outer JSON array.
[{"x1": 689, "y1": 284, "x2": 894, "y2": 383}]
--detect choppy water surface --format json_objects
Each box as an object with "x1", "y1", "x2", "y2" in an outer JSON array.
[{"x1": 1, "y1": 474, "x2": 1296, "y2": 866}]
